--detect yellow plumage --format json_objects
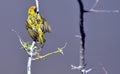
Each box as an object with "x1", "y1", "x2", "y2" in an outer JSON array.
[{"x1": 26, "y1": 5, "x2": 51, "y2": 45}]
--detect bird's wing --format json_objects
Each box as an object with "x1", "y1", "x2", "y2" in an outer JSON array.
[
  {"x1": 40, "y1": 15, "x2": 51, "y2": 33},
  {"x1": 26, "y1": 20, "x2": 38, "y2": 41}
]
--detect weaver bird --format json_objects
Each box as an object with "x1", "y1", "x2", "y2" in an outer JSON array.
[{"x1": 26, "y1": 5, "x2": 51, "y2": 46}]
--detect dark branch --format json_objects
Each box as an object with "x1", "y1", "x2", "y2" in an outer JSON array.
[
  {"x1": 77, "y1": 0, "x2": 88, "y2": 49},
  {"x1": 77, "y1": 0, "x2": 87, "y2": 74}
]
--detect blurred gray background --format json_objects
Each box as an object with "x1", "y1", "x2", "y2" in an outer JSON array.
[{"x1": 0, "y1": 0, "x2": 120, "y2": 74}]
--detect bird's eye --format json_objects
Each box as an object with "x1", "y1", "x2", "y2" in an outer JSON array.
[{"x1": 34, "y1": 8, "x2": 37, "y2": 12}]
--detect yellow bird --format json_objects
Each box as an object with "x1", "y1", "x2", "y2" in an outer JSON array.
[{"x1": 26, "y1": 5, "x2": 51, "y2": 46}]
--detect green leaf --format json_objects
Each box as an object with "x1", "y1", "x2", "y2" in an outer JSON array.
[{"x1": 19, "y1": 38, "x2": 37, "y2": 52}]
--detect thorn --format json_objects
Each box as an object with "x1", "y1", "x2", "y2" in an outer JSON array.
[
  {"x1": 71, "y1": 65, "x2": 81, "y2": 70},
  {"x1": 75, "y1": 35, "x2": 81, "y2": 38},
  {"x1": 11, "y1": 29, "x2": 21, "y2": 39},
  {"x1": 61, "y1": 42, "x2": 68, "y2": 50},
  {"x1": 85, "y1": 68, "x2": 92, "y2": 73}
]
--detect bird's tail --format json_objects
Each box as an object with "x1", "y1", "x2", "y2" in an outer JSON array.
[{"x1": 37, "y1": 33, "x2": 46, "y2": 45}]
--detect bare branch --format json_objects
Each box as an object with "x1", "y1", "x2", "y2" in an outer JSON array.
[{"x1": 32, "y1": 42, "x2": 67, "y2": 60}]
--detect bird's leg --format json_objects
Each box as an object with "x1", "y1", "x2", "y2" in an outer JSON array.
[{"x1": 41, "y1": 43, "x2": 45, "y2": 48}]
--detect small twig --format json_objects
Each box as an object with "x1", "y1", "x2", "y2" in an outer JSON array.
[
  {"x1": 89, "y1": 0, "x2": 119, "y2": 13},
  {"x1": 11, "y1": 29, "x2": 21, "y2": 40},
  {"x1": 90, "y1": 0, "x2": 99, "y2": 10},
  {"x1": 100, "y1": 63, "x2": 108, "y2": 74},
  {"x1": 102, "y1": 66, "x2": 108, "y2": 74},
  {"x1": 61, "y1": 42, "x2": 68, "y2": 50},
  {"x1": 32, "y1": 42, "x2": 67, "y2": 60},
  {"x1": 75, "y1": 35, "x2": 81, "y2": 38}
]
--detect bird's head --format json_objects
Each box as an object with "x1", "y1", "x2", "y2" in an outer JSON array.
[{"x1": 28, "y1": 5, "x2": 37, "y2": 15}]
